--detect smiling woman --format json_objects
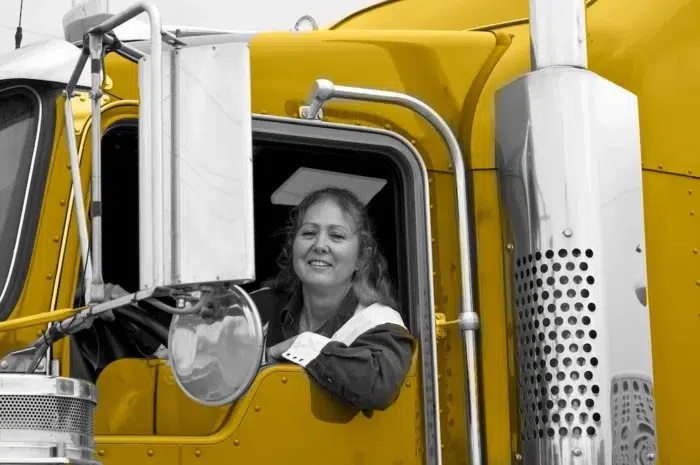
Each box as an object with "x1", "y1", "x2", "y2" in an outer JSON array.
[{"x1": 250, "y1": 186, "x2": 416, "y2": 411}]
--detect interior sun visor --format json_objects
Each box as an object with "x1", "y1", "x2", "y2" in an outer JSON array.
[{"x1": 271, "y1": 167, "x2": 387, "y2": 206}]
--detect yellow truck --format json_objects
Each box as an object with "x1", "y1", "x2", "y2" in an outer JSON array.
[{"x1": 0, "y1": 0, "x2": 696, "y2": 463}]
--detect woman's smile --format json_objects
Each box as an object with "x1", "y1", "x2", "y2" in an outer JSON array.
[{"x1": 307, "y1": 259, "x2": 333, "y2": 269}]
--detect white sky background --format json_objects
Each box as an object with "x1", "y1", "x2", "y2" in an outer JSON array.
[{"x1": 0, "y1": 0, "x2": 379, "y2": 56}]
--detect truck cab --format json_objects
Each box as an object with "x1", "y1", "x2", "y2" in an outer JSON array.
[{"x1": 0, "y1": 0, "x2": 697, "y2": 464}]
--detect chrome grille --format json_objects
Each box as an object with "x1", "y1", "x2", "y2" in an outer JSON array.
[
  {"x1": 513, "y1": 248, "x2": 602, "y2": 442},
  {"x1": 0, "y1": 394, "x2": 94, "y2": 435},
  {"x1": 0, "y1": 374, "x2": 99, "y2": 464}
]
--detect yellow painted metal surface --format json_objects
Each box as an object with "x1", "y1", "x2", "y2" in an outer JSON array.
[
  {"x1": 641, "y1": 172, "x2": 699, "y2": 464},
  {"x1": 249, "y1": 30, "x2": 497, "y2": 172},
  {"x1": 97, "y1": 365, "x2": 420, "y2": 464},
  {"x1": 331, "y1": 0, "x2": 529, "y2": 31},
  {"x1": 155, "y1": 362, "x2": 233, "y2": 436},
  {"x1": 95, "y1": 359, "x2": 157, "y2": 435}
]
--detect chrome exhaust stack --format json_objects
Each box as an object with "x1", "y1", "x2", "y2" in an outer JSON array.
[{"x1": 495, "y1": 0, "x2": 657, "y2": 463}]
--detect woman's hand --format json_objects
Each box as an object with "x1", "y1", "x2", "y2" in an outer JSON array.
[{"x1": 266, "y1": 336, "x2": 298, "y2": 362}]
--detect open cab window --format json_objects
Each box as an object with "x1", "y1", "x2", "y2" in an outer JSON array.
[{"x1": 90, "y1": 116, "x2": 438, "y2": 454}]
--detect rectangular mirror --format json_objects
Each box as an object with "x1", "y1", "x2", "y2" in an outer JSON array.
[{"x1": 138, "y1": 41, "x2": 255, "y2": 291}]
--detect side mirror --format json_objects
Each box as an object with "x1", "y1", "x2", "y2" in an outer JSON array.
[
  {"x1": 138, "y1": 40, "x2": 255, "y2": 292},
  {"x1": 168, "y1": 286, "x2": 264, "y2": 406}
]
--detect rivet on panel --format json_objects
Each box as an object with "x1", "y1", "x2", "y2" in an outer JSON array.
[
  {"x1": 384, "y1": 124, "x2": 391, "y2": 130},
  {"x1": 261, "y1": 110, "x2": 268, "y2": 115},
  {"x1": 36, "y1": 330, "x2": 43, "y2": 337},
  {"x1": 281, "y1": 376, "x2": 288, "y2": 384},
  {"x1": 507, "y1": 243, "x2": 514, "y2": 252},
  {"x1": 448, "y1": 163, "x2": 453, "y2": 170},
  {"x1": 254, "y1": 405, "x2": 261, "y2": 412},
  {"x1": 46, "y1": 273, "x2": 53, "y2": 280},
  {"x1": 52, "y1": 236, "x2": 59, "y2": 243},
  {"x1": 431, "y1": 238, "x2": 436, "y2": 244},
  {"x1": 691, "y1": 210, "x2": 696, "y2": 216},
  {"x1": 693, "y1": 249, "x2": 698, "y2": 254},
  {"x1": 571, "y1": 448, "x2": 582, "y2": 457},
  {"x1": 689, "y1": 169, "x2": 693, "y2": 175},
  {"x1": 689, "y1": 189, "x2": 693, "y2": 195},
  {"x1": 428, "y1": 177, "x2": 434, "y2": 184},
  {"x1": 59, "y1": 200, "x2": 66, "y2": 206},
  {"x1": 657, "y1": 164, "x2": 663, "y2": 170},
  {"x1": 563, "y1": 229, "x2": 573, "y2": 237},
  {"x1": 514, "y1": 453, "x2": 523, "y2": 461},
  {"x1": 233, "y1": 439, "x2": 240, "y2": 446},
  {"x1": 194, "y1": 449, "x2": 201, "y2": 457},
  {"x1": 405, "y1": 380, "x2": 411, "y2": 387},
  {"x1": 98, "y1": 449, "x2": 106, "y2": 457},
  {"x1": 430, "y1": 204, "x2": 434, "y2": 209},
  {"x1": 410, "y1": 140, "x2": 417, "y2": 145},
  {"x1": 354, "y1": 120, "x2": 361, "y2": 125},
  {"x1": 147, "y1": 449, "x2": 154, "y2": 457},
  {"x1": 696, "y1": 280, "x2": 700, "y2": 286}
]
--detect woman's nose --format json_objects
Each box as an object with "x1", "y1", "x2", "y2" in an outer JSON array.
[{"x1": 313, "y1": 233, "x2": 330, "y2": 252}]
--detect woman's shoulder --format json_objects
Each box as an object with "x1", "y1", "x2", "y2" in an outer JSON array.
[
  {"x1": 354, "y1": 302, "x2": 407, "y2": 329},
  {"x1": 331, "y1": 302, "x2": 410, "y2": 345}
]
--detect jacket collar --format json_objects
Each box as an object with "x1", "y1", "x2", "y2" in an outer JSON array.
[{"x1": 280, "y1": 286, "x2": 359, "y2": 339}]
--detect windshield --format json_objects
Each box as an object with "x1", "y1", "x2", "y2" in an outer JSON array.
[{"x1": 0, "y1": 87, "x2": 40, "y2": 308}]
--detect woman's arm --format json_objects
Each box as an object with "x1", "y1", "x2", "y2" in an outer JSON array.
[{"x1": 279, "y1": 305, "x2": 416, "y2": 411}]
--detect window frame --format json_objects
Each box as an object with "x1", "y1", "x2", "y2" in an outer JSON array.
[
  {"x1": 251, "y1": 115, "x2": 441, "y2": 465},
  {"x1": 0, "y1": 83, "x2": 56, "y2": 320}
]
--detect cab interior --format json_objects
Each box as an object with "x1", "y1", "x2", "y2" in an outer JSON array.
[{"x1": 81, "y1": 118, "x2": 416, "y2": 435}]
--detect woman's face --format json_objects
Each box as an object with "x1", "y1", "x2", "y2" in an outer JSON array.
[{"x1": 292, "y1": 198, "x2": 360, "y2": 293}]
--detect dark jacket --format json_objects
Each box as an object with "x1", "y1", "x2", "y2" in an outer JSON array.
[{"x1": 250, "y1": 286, "x2": 416, "y2": 411}]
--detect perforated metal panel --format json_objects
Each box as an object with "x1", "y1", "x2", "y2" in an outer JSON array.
[
  {"x1": 0, "y1": 394, "x2": 94, "y2": 434},
  {"x1": 514, "y1": 248, "x2": 602, "y2": 444},
  {"x1": 0, "y1": 374, "x2": 99, "y2": 465}
]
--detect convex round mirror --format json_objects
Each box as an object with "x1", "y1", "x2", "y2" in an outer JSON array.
[{"x1": 168, "y1": 285, "x2": 263, "y2": 406}]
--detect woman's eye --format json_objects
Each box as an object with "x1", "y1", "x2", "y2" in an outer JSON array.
[
  {"x1": 331, "y1": 234, "x2": 344, "y2": 240},
  {"x1": 301, "y1": 231, "x2": 315, "y2": 238}
]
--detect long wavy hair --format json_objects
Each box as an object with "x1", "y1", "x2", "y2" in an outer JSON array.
[{"x1": 264, "y1": 187, "x2": 397, "y2": 309}]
